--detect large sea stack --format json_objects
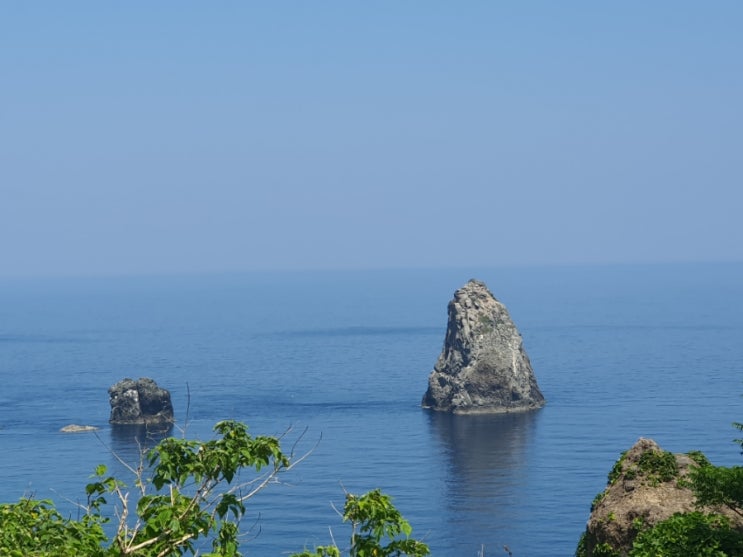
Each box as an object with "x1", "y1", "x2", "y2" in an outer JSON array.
[
  {"x1": 109, "y1": 377, "x2": 174, "y2": 425},
  {"x1": 422, "y1": 279, "x2": 545, "y2": 413}
]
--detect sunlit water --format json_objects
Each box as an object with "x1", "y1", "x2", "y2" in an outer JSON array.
[{"x1": 1, "y1": 263, "x2": 742, "y2": 555}]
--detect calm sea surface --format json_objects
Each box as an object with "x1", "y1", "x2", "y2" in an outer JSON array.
[{"x1": 1, "y1": 263, "x2": 742, "y2": 556}]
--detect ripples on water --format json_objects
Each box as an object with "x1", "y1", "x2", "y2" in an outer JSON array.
[{"x1": 0, "y1": 263, "x2": 742, "y2": 555}]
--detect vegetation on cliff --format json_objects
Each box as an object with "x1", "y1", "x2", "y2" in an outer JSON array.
[{"x1": 577, "y1": 423, "x2": 743, "y2": 557}]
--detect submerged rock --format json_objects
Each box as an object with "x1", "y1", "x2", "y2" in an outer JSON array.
[
  {"x1": 422, "y1": 279, "x2": 544, "y2": 414},
  {"x1": 60, "y1": 424, "x2": 99, "y2": 433},
  {"x1": 109, "y1": 377, "x2": 174, "y2": 425}
]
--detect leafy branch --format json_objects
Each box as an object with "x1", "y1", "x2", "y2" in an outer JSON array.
[{"x1": 0, "y1": 420, "x2": 426, "y2": 557}]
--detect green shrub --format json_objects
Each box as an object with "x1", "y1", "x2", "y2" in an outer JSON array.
[
  {"x1": 630, "y1": 512, "x2": 743, "y2": 557},
  {"x1": 592, "y1": 542, "x2": 620, "y2": 557},
  {"x1": 292, "y1": 489, "x2": 429, "y2": 557},
  {"x1": 0, "y1": 498, "x2": 107, "y2": 557},
  {"x1": 607, "y1": 451, "x2": 628, "y2": 485},
  {"x1": 687, "y1": 450, "x2": 711, "y2": 468},
  {"x1": 636, "y1": 449, "x2": 678, "y2": 485}
]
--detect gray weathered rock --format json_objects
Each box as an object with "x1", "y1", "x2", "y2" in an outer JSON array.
[
  {"x1": 109, "y1": 377, "x2": 174, "y2": 425},
  {"x1": 422, "y1": 279, "x2": 544, "y2": 413}
]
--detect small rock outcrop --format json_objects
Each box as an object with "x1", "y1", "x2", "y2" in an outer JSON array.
[
  {"x1": 109, "y1": 377, "x2": 174, "y2": 425},
  {"x1": 422, "y1": 279, "x2": 544, "y2": 413},
  {"x1": 578, "y1": 438, "x2": 743, "y2": 556},
  {"x1": 60, "y1": 424, "x2": 99, "y2": 433}
]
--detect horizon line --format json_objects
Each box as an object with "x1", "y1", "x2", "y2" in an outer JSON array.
[{"x1": 1, "y1": 258, "x2": 742, "y2": 282}]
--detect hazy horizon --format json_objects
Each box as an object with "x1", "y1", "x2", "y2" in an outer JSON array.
[
  {"x1": 2, "y1": 259, "x2": 741, "y2": 284},
  {"x1": 2, "y1": 3, "x2": 741, "y2": 279}
]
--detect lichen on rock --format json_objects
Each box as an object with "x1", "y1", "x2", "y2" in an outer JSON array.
[{"x1": 422, "y1": 279, "x2": 545, "y2": 414}]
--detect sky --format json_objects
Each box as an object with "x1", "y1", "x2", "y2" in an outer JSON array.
[{"x1": 1, "y1": 2, "x2": 741, "y2": 278}]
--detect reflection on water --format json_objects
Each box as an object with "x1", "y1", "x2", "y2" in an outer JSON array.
[
  {"x1": 108, "y1": 424, "x2": 174, "y2": 475},
  {"x1": 426, "y1": 410, "x2": 542, "y2": 555},
  {"x1": 429, "y1": 411, "x2": 540, "y2": 478}
]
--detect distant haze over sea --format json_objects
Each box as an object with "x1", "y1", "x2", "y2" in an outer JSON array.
[{"x1": 1, "y1": 262, "x2": 741, "y2": 555}]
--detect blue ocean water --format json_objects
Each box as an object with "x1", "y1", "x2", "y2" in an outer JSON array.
[{"x1": 1, "y1": 263, "x2": 742, "y2": 556}]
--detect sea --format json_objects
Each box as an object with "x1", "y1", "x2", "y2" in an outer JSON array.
[{"x1": 1, "y1": 262, "x2": 742, "y2": 556}]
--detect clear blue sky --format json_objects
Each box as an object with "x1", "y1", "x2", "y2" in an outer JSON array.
[{"x1": 2, "y1": 2, "x2": 741, "y2": 278}]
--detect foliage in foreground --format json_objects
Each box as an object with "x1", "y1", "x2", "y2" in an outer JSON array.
[
  {"x1": 292, "y1": 489, "x2": 429, "y2": 557},
  {"x1": 0, "y1": 421, "x2": 428, "y2": 557},
  {"x1": 630, "y1": 512, "x2": 743, "y2": 557}
]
